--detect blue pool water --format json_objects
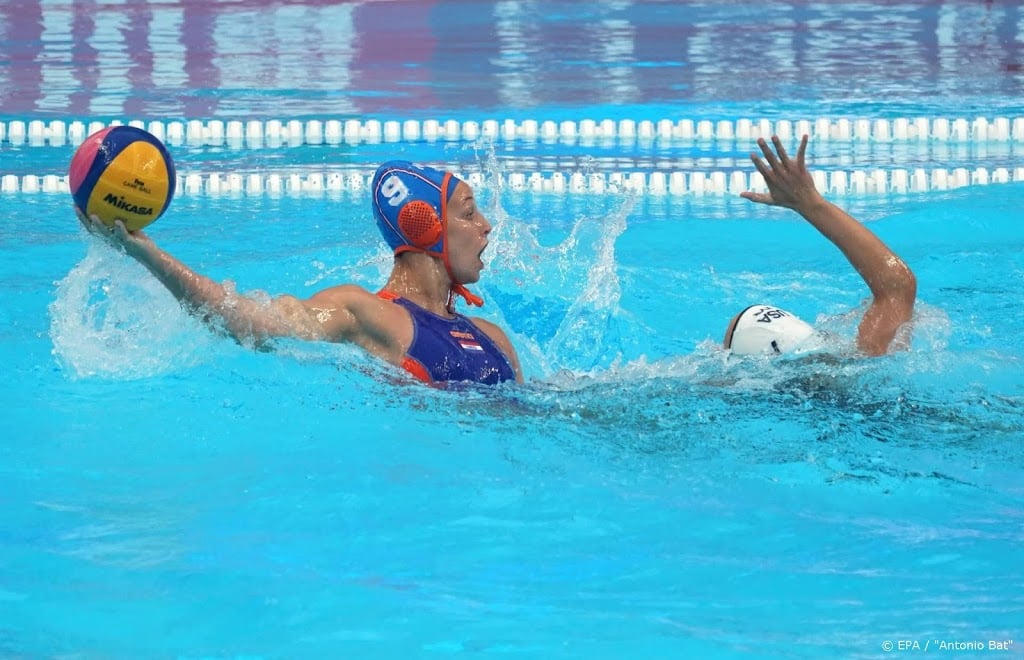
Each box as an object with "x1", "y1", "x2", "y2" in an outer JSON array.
[{"x1": 2, "y1": 1, "x2": 1024, "y2": 657}]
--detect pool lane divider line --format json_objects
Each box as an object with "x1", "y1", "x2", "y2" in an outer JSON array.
[
  {"x1": 2, "y1": 116, "x2": 1024, "y2": 147},
  {"x1": 4, "y1": 167, "x2": 1023, "y2": 198}
]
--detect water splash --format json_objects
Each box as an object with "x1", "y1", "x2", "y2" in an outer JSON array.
[
  {"x1": 477, "y1": 149, "x2": 640, "y2": 379},
  {"x1": 48, "y1": 240, "x2": 217, "y2": 379}
]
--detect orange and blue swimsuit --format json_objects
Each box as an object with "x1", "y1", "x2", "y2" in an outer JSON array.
[{"x1": 379, "y1": 292, "x2": 516, "y2": 385}]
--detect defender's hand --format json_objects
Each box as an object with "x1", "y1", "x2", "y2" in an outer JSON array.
[{"x1": 740, "y1": 135, "x2": 822, "y2": 211}]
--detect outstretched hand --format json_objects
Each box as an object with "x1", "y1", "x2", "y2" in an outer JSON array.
[
  {"x1": 75, "y1": 208, "x2": 153, "y2": 254},
  {"x1": 739, "y1": 134, "x2": 822, "y2": 211}
]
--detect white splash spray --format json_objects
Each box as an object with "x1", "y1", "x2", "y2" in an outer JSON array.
[{"x1": 49, "y1": 241, "x2": 217, "y2": 379}]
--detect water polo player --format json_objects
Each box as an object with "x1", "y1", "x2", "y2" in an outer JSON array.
[
  {"x1": 724, "y1": 135, "x2": 917, "y2": 357},
  {"x1": 78, "y1": 160, "x2": 522, "y2": 386}
]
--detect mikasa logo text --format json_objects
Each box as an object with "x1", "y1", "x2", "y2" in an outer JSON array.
[{"x1": 103, "y1": 193, "x2": 153, "y2": 216}]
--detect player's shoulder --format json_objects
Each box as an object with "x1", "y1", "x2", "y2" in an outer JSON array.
[
  {"x1": 467, "y1": 315, "x2": 515, "y2": 349},
  {"x1": 467, "y1": 314, "x2": 503, "y2": 334},
  {"x1": 304, "y1": 283, "x2": 377, "y2": 305}
]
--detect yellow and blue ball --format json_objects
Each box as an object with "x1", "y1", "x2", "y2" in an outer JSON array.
[{"x1": 69, "y1": 125, "x2": 176, "y2": 231}]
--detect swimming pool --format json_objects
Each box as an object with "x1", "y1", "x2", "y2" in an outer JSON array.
[{"x1": 2, "y1": 1, "x2": 1023, "y2": 656}]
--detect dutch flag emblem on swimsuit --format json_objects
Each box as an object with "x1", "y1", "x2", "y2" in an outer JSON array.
[{"x1": 451, "y1": 330, "x2": 483, "y2": 351}]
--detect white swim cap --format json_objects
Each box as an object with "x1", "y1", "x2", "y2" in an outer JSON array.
[{"x1": 725, "y1": 304, "x2": 818, "y2": 355}]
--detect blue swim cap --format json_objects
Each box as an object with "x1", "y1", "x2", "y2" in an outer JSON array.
[{"x1": 372, "y1": 161, "x2": 463, "y2": 255}]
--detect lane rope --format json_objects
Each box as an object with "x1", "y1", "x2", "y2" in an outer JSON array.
[
  {"x1": 4, "y1": 167, "x2": 1022, "y2": 197},
  {"x1": 2, "y1": 116, "x2": 1024, "y2": 148}
]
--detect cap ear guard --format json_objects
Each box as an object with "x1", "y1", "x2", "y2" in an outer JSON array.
[
  {"x1": 397, "y1": 200, "x2": 443, "y2": 249},
  {"x1": 372, "y1": 161, "x2": 457, "y2": 254}
]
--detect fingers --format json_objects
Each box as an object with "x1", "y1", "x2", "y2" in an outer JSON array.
[
  {"x1": 79, "y1": 211, "x2": 128, "y2": 237},
  {"x1": 74, "y1": 208, "x2": 137, "y2": 251},
  {"x1": 739, "y1": 191, "x2": 773, "y2": 205},
  {"x1": 76, "y1": 209, "x2": 105, "y2": 234},
  {"x1": 744, "y1": 134, "x2": 813, "y2": 207},
  {"x1": 748, "y1": 149, "x2": 772, "y2": 181},
  {"x1": 795, "y1": 134, "x2": 808, "y2": 170},
  {"x1": 771, "y1": 136, "x2": 791, "y2": 167},
  {"x1": 756, "y1": 137, "x2": 782, "y2": 172},
  {"x1": 75, "y1": 208, "x2": 91, "y2": 231},
  {"x1": 749, "y1": 134, "x2": 810, "y2": 175}
]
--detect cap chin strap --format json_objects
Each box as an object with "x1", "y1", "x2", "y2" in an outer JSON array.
[
  {"x1": 439, "y1": 172, "x2": 484, "y2": 311},
  {"x1": 447, "y1": 284, "x2": 484, "y2": 310}
]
